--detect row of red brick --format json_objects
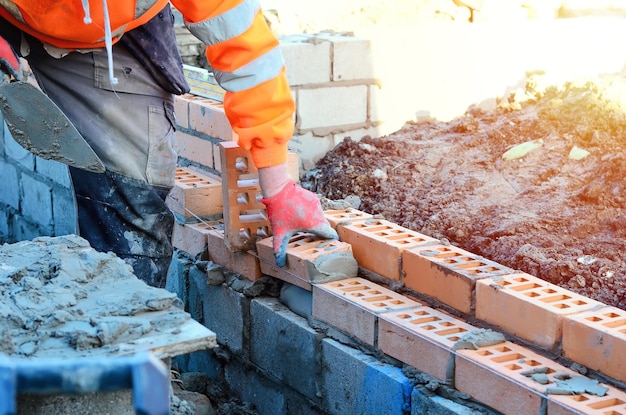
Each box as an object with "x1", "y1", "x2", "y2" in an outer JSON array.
[{"x1": 167, "y1": 145, "x2": 626, "y2": 415}]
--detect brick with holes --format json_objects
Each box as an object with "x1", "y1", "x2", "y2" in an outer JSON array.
[
  {"x1": 336, "y1": 218, "x2": 438, "y2": 281},
  {"x1": 476, "y1": 272, "x2": 602, "y2": 350},
  {"x1": 313, "y1": 277, "x2": 422, "y2": 346},
  {"x1": 256, "y1": 233, "x2": 357, "y2": 291},
  {"x1": 165, "y1": 167, "x2": 222, "y2": 221},
  {"x1": 455, "y1": 341, "x2": 591, "y2": 415},
  {"x1": 379, "y1": 306, "x2": 477, "y2": 381},
  {"x1": 403, "y1": 244, "x2": 513, "y2": 314}
]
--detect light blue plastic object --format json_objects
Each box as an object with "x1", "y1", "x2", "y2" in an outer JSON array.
[{"x1": 0, "y1": 351, "x2": 169, "y2": 415}]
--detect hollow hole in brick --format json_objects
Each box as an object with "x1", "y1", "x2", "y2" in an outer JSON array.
[
  {"x1": 495, "y1": 280, "x2": 512, "y2": 287},
  {"x1": 442, "y1": 259, "x2": 457, "y2": 264},
  {"x1": 505, "y1": 364, "x2": 523, "y2": 370},
  {"x1": 541, "y1": 295, "x2": 572, "y2": 303},
  {"x1": 457, "y1": 262, "x2": 485, "y2": 269},
  {"x1": 524, "y1": 292, "x2": 540, "y2": 298},
  {"x1": 351, "y1": 292, "x2": 365, "y2": 297},
  {"x1": 235, "y1": 157, "x2": 250, "y2": 173},
  {"x1": 372, "y1": 302, "x2": 387, "y2": 307},
  {"x1": 389, "y1": 300, "x2": 405, "y2": 305},
  {"x1": 586, "y1": 316, "x2": 603, "y2": 322},
  {"x1": 513, "y1": 277, "x2": 530, "y2": 283},
  {"x1": 553, "y1": 304, "x2": 571, "y2": 309},
  {"x1": 341, "y1": 285, "x2": 369, "y2": 293},
  {"x1": 396, "y1": 314, "x2": 411, "y2": 319},
  {"x1": 410, "y1": 316, "x2": 440, "y2": 325},
  {"x1": 493, "y1": 346, "x2": 512, "y2": 353},
  {"x1": 436, "y1": 251, "x2": 462, "y2": 259},
  {"x1": 439, "y1": 322, "x2": 454, "y2": 327},
  {"x1": 448, "y1": 336, "x2": 461, "y2": 341},
  {"x1": 257, "y1": 227, "x2": 269, "y2": 239},
  {"x1": 422, "y1": 325, "x2": 436, "y2": 330},
  {"x1": 238, "y1": 228, "x2": 251, "y2": 240},
  {"x1": 491, "y1": 353, "x2": 526, "y2": 363},
  {"x1": 411, "y1": 238, "x2": 428, "y2": 243},
  {"x1": 364, "y1": 295, "x2": 392, "y2": 303},
  {"x1": 572, "y1": 300, "x2": 587, "y2": 306},
  {"x1": 237, "y1": 193, "x2": 249, "y2": 205},
  {"x1": 543, "y1": 288, "x2": 557, "y2": 294},
  {"x1": 413, "y1": 311, "x2": 428, "y2": 316},
  {"x1": 604, "y1": 312, "x2": 621, "y2": 318},
  {"x1": 435, "y1": 327, "x2": 466, "y2": 336},
  {"x1": 368, "y1": 290, "x2": 382, "y2": 295},
  {"x1": 565, "y1": 395, "x2": 589, "y2": 402},
  {"x1": 603, "y1": 319, "x2": 626, "y2": 329},
  {"x1": 589, "y1": 399, "x2": 625, "y2": 409},
  {"x1": 467, "y1": 270, "x2": 484, "y2": 275},
  {"x1": 476, "y1": 350, "x2": 493, "y2": 356},
  {"x1": 523, "y1": 360, "x2": 543, "y2": 367},
  {"x1": 367, "y1": 226, "x2": 393, "y2": 233},
  {"x1": 484, "y1": 267, "x2": 500, "y2": 272},
  {"x1": 386, "y1": 234, "x2": 411, "y2": 241},
  {"x1": 512, "y1": 283, "x2": 543, "y2": 291}
]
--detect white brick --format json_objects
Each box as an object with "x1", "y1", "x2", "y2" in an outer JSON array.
[
  {"x1": 288, "y1": 133, "x2": 334, "y2": 171},
  {"x1": 297, "y1": 85, "x2": 368, "y2": 130},
  {"x1": 174, "y1": 130, "x2": 214, "y2": 168},
  {"x1": 321, "y1": 34, "x2": 374, "y2": 81},
  {"x1": 188, "y1": 99, "x2": 233, "y2": 141},
  {"x1": 280, "y1": 35, "x2": 332, "y2": 86}
]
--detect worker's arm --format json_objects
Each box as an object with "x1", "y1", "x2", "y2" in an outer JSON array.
[
  {"x1": 0, "y1": 36, "x2": 21, "y2": 80},
  {"x1": 172, "y1": 0, "x2": 338, "y2": 266},
  {"x1": 171, "y1": 0, "x2": 293, "y2": 169}
]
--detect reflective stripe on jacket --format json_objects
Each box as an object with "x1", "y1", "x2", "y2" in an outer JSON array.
[{"x1": 0, "y1": 0, "x2": 294, "y2": 168}]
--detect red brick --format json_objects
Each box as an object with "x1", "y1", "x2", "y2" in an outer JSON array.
[
  {"x1": 475, "y1": 272, "x2": 601, "y2": 349},
  {"x1": 219, "y1": 141, "x2": 269, "y2": 251},
  {"x1": 378, "y1": 306, "x2": 476, "y2": 381},
  {"x1": 455, "y1": 341, "x2": 580, "y2": 415},
  {"x1": 548, "y1": 386, "x2": 626, "y2": 415},
  {"x1": 166, "y1": 167, "x2": 222, "y2": 220},
  {"x1": 323, "y1": 208, "x2": 373, "y2": 229},
  {"x1": 402, "y1": 244, "x2": 513, "y2": 314},
  {"x1": 256, "y1": 233, "x2": 357, "y2": 291},
  {"x1": 205, "y1": 220, "x2": 261, "y2": 281},
  {"x1": 218, "y1": 141, "x2": 301, "y2": 251},
  {"x1": 336, "y1": 218, "x2": 438, "y2": 281},
  {"x1": 312, "y1": 277, "x2": 421, "y2": 346},
  {"x1": 562, "y1": 306, "x2": 626, "y2": 384}
]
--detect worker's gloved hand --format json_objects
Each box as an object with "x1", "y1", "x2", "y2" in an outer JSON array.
[
  {"x1": 0, "y1": 36, "x2": 21, "y2": 81},
  {"x1": 262, "y1": 180, "x2": 339, "y2": 267}
]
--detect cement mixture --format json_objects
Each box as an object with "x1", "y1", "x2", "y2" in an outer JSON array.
[{"x1": 0, "y1": 235, "x2": 210, "y2": 359}]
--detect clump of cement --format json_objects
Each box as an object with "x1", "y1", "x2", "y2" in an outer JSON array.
[{"x1": 0, "y1": 235, "x2": 195, "y2": 359}]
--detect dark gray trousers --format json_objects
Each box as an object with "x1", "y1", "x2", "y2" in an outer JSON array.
[{"x1": 21, "y1": 33, "x2": 179, "y2": 288}]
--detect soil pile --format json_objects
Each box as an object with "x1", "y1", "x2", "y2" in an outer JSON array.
[{"x1": 304, "y1": 73, "x2": 626, "y2": 310}]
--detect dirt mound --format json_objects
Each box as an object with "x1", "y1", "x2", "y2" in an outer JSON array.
[{"x1": 304, "y1": 73, "x2": 626, "y2": 310}]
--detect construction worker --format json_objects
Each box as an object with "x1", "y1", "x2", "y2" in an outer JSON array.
[{"x1": 0, "y1": 1, "x2": 337, "y2": 288}]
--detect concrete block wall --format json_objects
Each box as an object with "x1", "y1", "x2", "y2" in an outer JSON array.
[{"x1": 0, "y1": 120, "x2": 77, "y2": 243}]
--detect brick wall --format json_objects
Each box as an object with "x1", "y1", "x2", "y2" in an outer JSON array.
[{"x1": 0, "y1": 119, "x2": 76, "y2": 243}]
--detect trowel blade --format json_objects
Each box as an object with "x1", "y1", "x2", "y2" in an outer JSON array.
[{"x1": 0, "y1": 81, "x2": 105, "y2": 173}]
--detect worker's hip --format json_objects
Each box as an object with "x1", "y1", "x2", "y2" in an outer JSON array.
[{"x1": 24, "y1": 37, "x2": 179, "y2": 188}]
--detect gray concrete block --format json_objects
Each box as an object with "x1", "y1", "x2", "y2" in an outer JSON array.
[
  {"x1": 19, "y1": 173, "x2": 53, "y2": 227},
  {"x1": 166, "y1": 250, "x2": 194, "y2": 311},
  {"x1": 320, "y1": 338, "x2": 412, "y2": 415},
  {"x1": 51, "y1": 186, "x2": 77, "y2": 236},
  {"x1": 411, "y1": 388, "x2": 495, "y2": 415},
  {"x1": 4, "y1": 132, "x2": 35, "y2": 170},
  {"x1": 188, "y1": 265, "x2": 247, "y2": 354},
  {"x1": 35, "y1": 158, "x2": 73, "y2": 188},
  {"x1": 0, "y1": 161, "x2": 19, "y2": 209},
  {"x1": 250, "y1": 297, "x2": 320, "y2": 400},
  {"x1": 224, "y1": 361, "x2": 287, "y2": 415},
  {"x1": 11, "y1": 215, "x2": 46, "y2": 241}
]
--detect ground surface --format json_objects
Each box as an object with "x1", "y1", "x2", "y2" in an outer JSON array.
[{"x1": 304, "y1": 73, "x2": 626, "y2": 310}]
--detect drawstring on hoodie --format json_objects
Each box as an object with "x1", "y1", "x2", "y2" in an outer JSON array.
[{"x1": 81, "y1": 0, "x2": 119, "y2": 86}]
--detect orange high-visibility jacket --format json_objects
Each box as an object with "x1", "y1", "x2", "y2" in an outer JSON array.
[{"x1": 0, "y1": 0, "x2": 294, "y2": 168}]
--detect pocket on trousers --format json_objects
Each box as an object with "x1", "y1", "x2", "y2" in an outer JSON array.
[{"x1": 146, "y1": 101, "x2": 178, "y2": 188}]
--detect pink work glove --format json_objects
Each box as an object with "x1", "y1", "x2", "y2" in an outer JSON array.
[
  {"x1": 262, "y1": 180, "x2": 338, "y2": 267},
  {"x1": 0, "y1": 36, "x2": 21, "y2": 80}
]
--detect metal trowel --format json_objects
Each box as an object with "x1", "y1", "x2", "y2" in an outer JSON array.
[{"x1": 0, "y1": 81, "x2": 105, "y2": 173}]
